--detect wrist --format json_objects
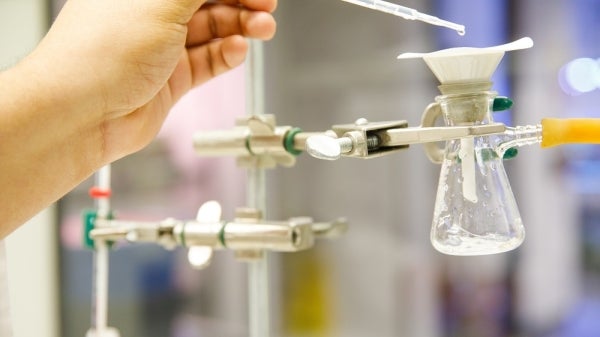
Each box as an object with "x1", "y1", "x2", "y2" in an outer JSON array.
[
  {"x1": 0, "y1": 60, "x2": 108, "y2": 233},
  {"x1": 0, "y1": 57, "x2": 105, "y2": 176}
]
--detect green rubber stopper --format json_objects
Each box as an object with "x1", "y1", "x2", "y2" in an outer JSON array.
[
  {"x1": 493, "y1": 97, "x2": 513, "y2": 112},
  {"x1": 284, "y1": 128, "x2": 304, "y2": 156}
]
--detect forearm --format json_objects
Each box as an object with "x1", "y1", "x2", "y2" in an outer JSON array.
[{"x1": 0, "y1": 59, "x2": 103, "y2": 238}]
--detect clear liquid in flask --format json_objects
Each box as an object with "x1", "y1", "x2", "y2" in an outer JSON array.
[{"x1": 430, "y1": 140, "x2": 525, "y2": 256}]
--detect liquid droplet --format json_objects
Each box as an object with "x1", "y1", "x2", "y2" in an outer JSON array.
[{"x1": 457, "y1": 29, "x2": 466, "y2": 36}]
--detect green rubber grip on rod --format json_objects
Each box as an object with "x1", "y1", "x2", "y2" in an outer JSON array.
[
  {"x1": 284, "y1": 127, "x2": 304, "y2": 156},
  {"x1": 82, "y1": 209, "x2": 114, "y2": 250}
]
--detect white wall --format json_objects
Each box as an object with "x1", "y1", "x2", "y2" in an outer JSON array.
[
  {"x1": 0, "y1": 1, "x2": 59, "y2": 337},
  {"x1": 5, "y1": 210, "x2": 59, "y2": 337},
  {"x1": 0, "y1": 0, "x2": 47, "y2": 67}
]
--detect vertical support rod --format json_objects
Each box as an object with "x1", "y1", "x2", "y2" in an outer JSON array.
[
  {"x1": 93, "y1": 240, "x2": 109, "y2": 333},
  {"x1": 95, "y1": 165, "x2": 112, "y2": 219},
  {"x1": 91, "y1": 165, "x2": 111, "y2": 335},
  {"x1": 245, "y1": 39, "x2": 270, "y2": 337}
]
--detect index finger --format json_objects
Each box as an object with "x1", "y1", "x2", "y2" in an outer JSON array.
[{"x1": 205, "y1": 0, "x2": 277, "y2": 12}]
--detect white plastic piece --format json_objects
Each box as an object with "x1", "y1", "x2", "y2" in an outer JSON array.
[
  {"x1": 397, "y1": 37, "x2": 534, "y2": 84},
  {"x1": 196, "y1": 200, "x2": 222, "y2": 223},
  {"x1": 187, "y1": 247, "x2": 214, "y2": 269},
  {"x1": 185, "y1": 201, "x2": 222, "y2": 269},
  {"x1": 459, "y1": 138, "x2": 478, "y2": 203}
]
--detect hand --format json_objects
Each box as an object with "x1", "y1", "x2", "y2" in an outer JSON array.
[
  {"x1": 0, "y1": 0, "x2": 277, "y2": 236},
  {"x1": 29, "y1": 0, "x2": 277, "y2": 163}
]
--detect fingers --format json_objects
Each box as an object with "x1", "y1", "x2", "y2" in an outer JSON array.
[
  {"x1": 205, "y1": 0, "x2": 278, "y2": 13},
  {"x1": 187, "y1": 35, "x2": 248, "y2": 86},
  {"x1": 187, "y1": 5, "x2": 276, "y2": 46}
]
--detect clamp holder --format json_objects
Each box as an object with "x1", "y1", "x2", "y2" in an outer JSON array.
[
  {"x1": 304, "y1": 117, "x2": 505, "y2": 161},
  {"x1": 193, "y1": 115, "x2": 302, "y2": 168},
  {"x1": 89, "y1": 201, "x2": 348, "y2": 269}
]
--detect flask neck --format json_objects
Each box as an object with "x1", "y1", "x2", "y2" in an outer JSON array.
[{"x1": 435, "y1": 82, "x2": 497, "y2": 126}]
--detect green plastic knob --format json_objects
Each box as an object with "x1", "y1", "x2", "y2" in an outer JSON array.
[
  {"x1": 493, "y1": 97, "x2": 513, "y2": 112},
  {"x1": 503, "y1": 147, "x2": 519, "y2": 160}
]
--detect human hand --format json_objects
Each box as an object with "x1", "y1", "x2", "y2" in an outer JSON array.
[
  {"x1": 27, "y1": 0, "x2": 277, "y2": 164},
  {"x1": 0, "y1": 0, "x2": 276, "y2": 234}
]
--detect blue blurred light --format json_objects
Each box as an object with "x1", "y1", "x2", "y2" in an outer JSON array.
[{"x1": 559, "y1": 58, "x2": 600, "y2": 96}]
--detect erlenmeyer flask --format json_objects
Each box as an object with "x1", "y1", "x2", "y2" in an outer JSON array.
[
  {"x1": 399, "y1": 38, "x2": 533, "y2": 255},
  {"x1": 430, "y1": 90, "x2": 525, "y2": 256}
]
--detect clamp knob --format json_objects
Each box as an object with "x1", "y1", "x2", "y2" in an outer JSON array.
[
  {"x1": 305, "y1": 135, "x2": 353, "y2": 160},
  {"x1": 186, "y1": 201, "x2": 223, "y2": 269}
]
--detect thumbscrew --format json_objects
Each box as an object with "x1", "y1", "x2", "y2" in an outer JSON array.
[{"x1": 305, "y1": 135, "x2": 353, "y2": 160}]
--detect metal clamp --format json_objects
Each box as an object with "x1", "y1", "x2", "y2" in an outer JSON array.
[
  {"x1": 305, "y1": 118, "x2": 409, "y2": 160},
  {"x1": 89, "y1": 201, "x2": 348, "y2": 269},
  {"x1": 193, "y1": 114, "x2": 300, "y2": 168},
  {"x1": 419, "y1": 102, "x2": 506, "y2": 163},
  {"x1": 191, "y1": 112, "x2": 506, "y2": 164},
  {"x1": 304, "y1": 115, "x2": 506, "y2": 162}
]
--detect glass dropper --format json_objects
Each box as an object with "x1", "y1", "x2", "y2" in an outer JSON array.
[{"x1": 340, "y1": 0, "x2": 466, "y2": 35}]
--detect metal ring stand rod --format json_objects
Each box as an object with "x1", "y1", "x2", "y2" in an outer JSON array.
[{"x1": 245, "y1": 39, "x2": 270, "y2": 337}]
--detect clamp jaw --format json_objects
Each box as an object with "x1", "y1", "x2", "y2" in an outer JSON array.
[
  {"x1": 304, "y1": 97, "x2": 512, "y2": 162},
  {"x1": 304, "y1": 117, "x2": 505, "y2": 161},
  {"x1": 89, "y1": 201, "x2": 347, "y2": 269}
]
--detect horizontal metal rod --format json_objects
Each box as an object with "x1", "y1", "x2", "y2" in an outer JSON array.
[{"x1": 380, "y1": 123, "x2": 506, "y2": 147}]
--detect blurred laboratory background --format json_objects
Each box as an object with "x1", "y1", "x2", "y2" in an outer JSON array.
[{"x1": 2, "y1": 0, "x2": 600, "y2": 336}]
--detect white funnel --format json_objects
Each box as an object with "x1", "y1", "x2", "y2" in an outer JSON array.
[{"x1": 398, "y1": 37, "x2": 533, "y2": 84}]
